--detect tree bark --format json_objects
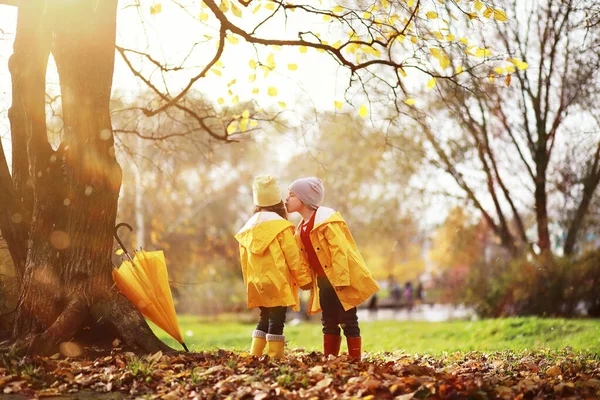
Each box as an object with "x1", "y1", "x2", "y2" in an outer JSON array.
[{"x1": 3, "y1": 0, "x2": 173, "y2": 356}]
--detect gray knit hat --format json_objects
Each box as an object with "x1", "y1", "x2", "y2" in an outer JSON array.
[{"x1": 289, "y1": 177, "x2": 324, "y2": 210}]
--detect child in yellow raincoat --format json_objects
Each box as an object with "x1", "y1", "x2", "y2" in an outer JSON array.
[
  {"x1": 235, "y1": 175, "x2": 313, "y2": 359},
  {"x1": 286, "y1": 177, "x2": 379, "y2": 360}
]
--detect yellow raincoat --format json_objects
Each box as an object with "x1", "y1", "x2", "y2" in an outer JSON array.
[
  {"x1": 295, "y1": 207, "x2": 380, "y2": 314},
  {"x1": 235, "y1": 211, "x2": 312, "y2": 311}
]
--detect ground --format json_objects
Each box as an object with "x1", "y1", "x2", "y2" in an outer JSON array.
[
  {"x1": 2, "y1": 348, "x2": 600, "y2": 399},
  {"x1": 1, "y1": 318, "x2": 599, "y2": 399}
]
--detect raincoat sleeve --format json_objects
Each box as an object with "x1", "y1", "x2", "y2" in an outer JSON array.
[
  {"x1": 323, "y1": 225, "x2": 350, "y2": 287},
  {"x1": 279, "y1": 227, "x2": 312, "y2": 287},
  {"x1": 238, "y1": 244, "x2": 248, "y2": 287}
]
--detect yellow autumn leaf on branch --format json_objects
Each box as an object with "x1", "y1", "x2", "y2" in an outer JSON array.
[
  {"x1": 506, "y1": 65, "x2": 515, "y2": 73},
  {"x1": 268, "y1": 87, "x2": 278, "y2": 96},
  {"x1": 332, "y1": 5, "x2": 343, "y2": 13},
  {"x1": 299, "y1": 46, "x2": 308, "y2": 53},
  {"x1": 252, "y1": 88, "x2": 259, "y2": 94},
  {"x1": 231, "y1": 3, "x2": 242, "y2": 17},
  {"x1": 323, "y1": 14, "x2": 331, "y2": 21},
  {"x1": 252, "y1": 4, "x2": 261, "y2": 13},
  {"x1": 474, "y1": 48, "x2": 491, "y2": 58},
  {"x1": 334, "y1": 101, "x2": 343, "y2": 109},
  {"x1": 266, "y1": 53, "x2": 275, "y2": 68},
  {"x1": 248, "y1": 73, "x2": 256, "y2": 82},
  {"x1": 288, "y1": 64, "x2": 298, "y2": 70},
  {"x1": 249, "y1": 59, "x2": 257, "y2": 69},
  {"x1": 474, "y1": 1, "x2": 482, "y2": 11},
  {"x1": 426, "y1": 11, "x2": 438, "y2": 19},
  {"x1": 517, "y1": 61, "x2": 528, "y2": 70},
  {"x1": 227, "y1": 121, "x2": 238, "y2": 135},
  {"x1": 404, "y1": 98, "x2": 416, "y2": 105},
  {"x1": 240, "y1": 119, "x2": 248, "y2": 132},
  {"x1": 456, "y1": 65, "x2": 464, "y2": 74},
  {"x1": 250, "y1": 120, "x2": 258, "y2": 128},
  {"x1": 232, "y1": 95, "x2": 239, "y2": 104},
  {"x1": 459, "y1": 37, "x2": 469, "y2": 45},
  {"x1": 278, "y1": 101, "x2": 286, "y2": 108},
  {"x1": 494, "y1": 9, "x2": 507, "y2": 22},
  {"x1": 429, "y1": 48, "x2": 442, "y2": 58},
  {"x1": 489, "y1": 73, "x2": 495, "y2": 83},
  {"x1": 217, "y1": 98, "x2": 224, "y2": 105},
  {"x1": 439, "y1": 55, "x2": 450, "y2": 69},
  {"x1": 362, "y1": 46, "x2": 381, "y2": 57},
  {"x1": 199, "y1": 12, "x2": 208, "y2": 21},
  {"x1": 346, "y1": 43, "x2": 360, "y2": 53},
  {"x1": 358, "y1": 105, "x2": 368, "y2": 118},
  {"x1": 483, "y1": 8, "x2": 494, "y2": 18},
  {"x1": 505, "y1": 74, "x2": 512, "y2": 86},
  {"x1": 265, "y1": 3, "x2": 275, "y2": 10},
  {"x1": 219, "y1": 0, "x2": 230, "y2": 13},
  {"x1": 150, "y1": 3, "x2": 162, "y2": 14},
  {"x1": 242, "y1": 110, "x2": 250, "y2": 119},
  {"x1": 227, "y1": 35, "x2": 239, "y2": 44},
  {"x1": 427, "y1": 77, "x2": 436, "y2": 89},
  {"x1": 210, "y1": 68, "x2": 221, "y2": 76},
  {"x1": 494, "y1": 67, "x2": 505, "y2": 74}
]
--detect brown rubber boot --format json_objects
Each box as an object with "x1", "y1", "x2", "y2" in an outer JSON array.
[
  {"x1": 347, "y1": 336, "x2": 362, "y2": 360},
  {"x1": 323, "y1": 334, "x2": 342, "y2": 357}
]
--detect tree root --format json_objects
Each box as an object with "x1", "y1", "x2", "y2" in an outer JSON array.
[
  {"x1": 2, "y1": 291, "x2": 175, "y2": 356},
  {"x1": 91, "y1": 290, "x2": 175, "y2": 354}
]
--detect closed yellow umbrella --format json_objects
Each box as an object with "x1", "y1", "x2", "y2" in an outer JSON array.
[{"x1": 112, "y1": 223, "x2": 188, "y2": 351}]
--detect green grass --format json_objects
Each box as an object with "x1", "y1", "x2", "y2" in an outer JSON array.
[{"x1": 151, "y1": 315, "x2": 600, "y2": 355}]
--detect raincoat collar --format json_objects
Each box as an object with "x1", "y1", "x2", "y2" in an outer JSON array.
[
  {"x1": 235, "y1": 212, "x2": 293, "y2": 253},
  {"x1": 312, "y1": 207, "x2": 344, "y2": 230}
]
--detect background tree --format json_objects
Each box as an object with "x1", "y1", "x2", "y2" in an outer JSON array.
[
  {"x1": 282, "y1": 111, "x2": 424, "y2": 280},
  {"x1": 399, "y1": 0, "x2": 600, "y2": 257}
]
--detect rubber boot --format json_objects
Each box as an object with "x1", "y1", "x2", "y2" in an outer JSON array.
[
  {"x1": 347, "y1": 336, "x2": 362, "y2": 360},
  {"x1": 250, "y1": 330, "x2": 267, "y2": 356},
  {"x1": 323, "y1": 334, "x2": 342, "y2": 357},
  {"x1": 266, "y1": 334, "x2": 285, "y2": 359}
]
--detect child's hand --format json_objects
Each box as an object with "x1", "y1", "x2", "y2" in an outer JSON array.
[{"x1": 300, "y1": 283, "x2": 313, "y2": 290}]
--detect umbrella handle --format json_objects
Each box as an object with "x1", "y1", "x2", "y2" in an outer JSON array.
[{"x1": 114, "y1": 222, "x2": 134, "y2": 261}]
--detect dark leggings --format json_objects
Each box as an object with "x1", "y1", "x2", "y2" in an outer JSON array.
[
  {"x1": 318, "y1": 276, "x2": 360, "y2": 337},
  {"x1": 256, "y1": 306, "x2": 287, "y2": 335}
]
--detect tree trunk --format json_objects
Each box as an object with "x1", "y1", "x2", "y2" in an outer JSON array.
[
  {"x1": 563, "y1": 147, "x2": 600, "y2": 256},
  {"x1": 534, "y1": 146, "x2": 551, "y2": 254},
  {"x1": 2, "y1": 0, "x2": 173, "y2": 356}
]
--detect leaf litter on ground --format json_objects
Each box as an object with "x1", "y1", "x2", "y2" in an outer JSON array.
[{"x1": 0, "y1": 348, "x2": 599, "y2": 399}]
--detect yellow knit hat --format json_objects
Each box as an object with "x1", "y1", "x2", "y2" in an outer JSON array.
[{"x1": 252, "y1": 175, "x2": 281, "y2": 207}]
